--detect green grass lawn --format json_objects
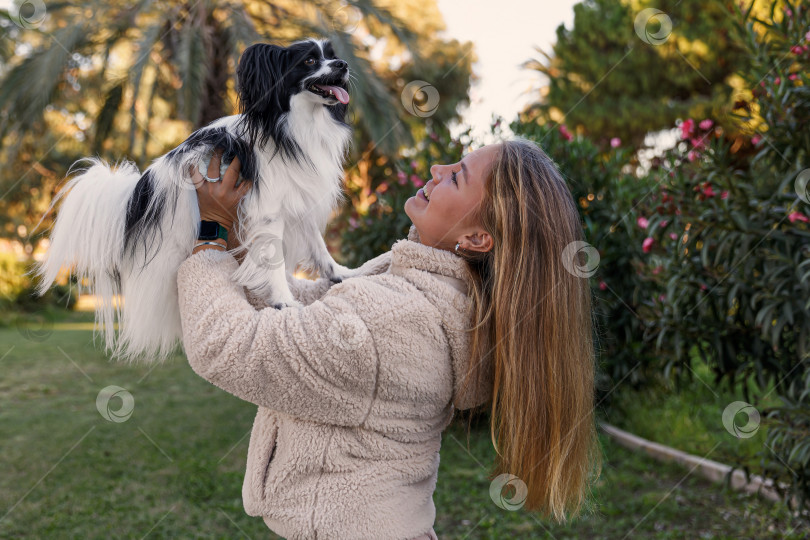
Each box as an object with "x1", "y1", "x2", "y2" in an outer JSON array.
[
  {"x1": 1, "y1": 309, "x2": 807, "y2": 539},
  {"x1": 603, "y1": 351, "x2": 782, "y2": 474}
]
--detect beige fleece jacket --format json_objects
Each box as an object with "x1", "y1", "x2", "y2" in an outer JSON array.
[{"x1": 176, "y1": 225, "x2": 493, "y2": 540}]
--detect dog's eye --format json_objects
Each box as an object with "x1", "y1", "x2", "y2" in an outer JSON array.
[{"x1": 304, "y1": 57, "x2": 316, "y2": 66}]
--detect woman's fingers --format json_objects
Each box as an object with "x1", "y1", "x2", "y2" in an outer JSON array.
[
  {"x1": 189, "y1": 164, "x2": 204, "y2": 190},
  {"x1": 207, "y1": 148, "x2": 223, "y2": 180},
  {"x1": 222, "y1": 156, "x2": 242, "y2": 190},
  {"x1": 238, "y1": 177, "x2": 252, "y2": 196}
]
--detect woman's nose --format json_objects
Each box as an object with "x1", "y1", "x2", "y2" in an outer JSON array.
[{"x1": 429, "y1": 164, "x2": 443, "y2": 183}]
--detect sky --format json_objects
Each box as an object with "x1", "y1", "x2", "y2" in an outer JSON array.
[{"x1": 434, "y1": 0, "x2": 581, "y2": 143}]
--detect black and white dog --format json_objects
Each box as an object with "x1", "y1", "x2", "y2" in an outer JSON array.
[{"x1": 33, "y1": 38, "x2": 361, "y2": 364}]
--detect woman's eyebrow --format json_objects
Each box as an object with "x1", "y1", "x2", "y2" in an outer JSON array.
[{"x1": 460, "y1": 160, "x2": 469, "y2": 185}]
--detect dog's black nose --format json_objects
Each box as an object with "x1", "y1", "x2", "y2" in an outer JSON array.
[{"x1": 332, "y1": 60, "x2": 348, "y2": 71}]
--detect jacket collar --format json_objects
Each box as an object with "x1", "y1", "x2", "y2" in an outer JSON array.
[
  {"x1": 389, "y1": 225, "x2": 493, "y2": 411},
  {"x1": 389, "y1": 225, "x2": 471, "y2": 295}
]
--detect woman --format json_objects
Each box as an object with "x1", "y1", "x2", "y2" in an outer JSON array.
[{"x1": 178, "y1": 137, "x2": 602, "y2": 539}]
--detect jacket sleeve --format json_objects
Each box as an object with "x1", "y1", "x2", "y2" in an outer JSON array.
[
  {"x1": 177, "y1": 249, "x2": 379, "y2": 427},
  {"x1": 244, "y1": 250, "x2": 392, "y2": 309}
]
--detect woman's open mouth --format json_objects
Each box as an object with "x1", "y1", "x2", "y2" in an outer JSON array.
[
  {"x1": 418, "y1": 188, "x2": 429, "y2": 202},
  {"x1": 308, "y1": 83, "x2": 350, "y2": 104}
]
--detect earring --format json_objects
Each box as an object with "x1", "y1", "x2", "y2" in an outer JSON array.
[{"x1": 455, "y1": 242, "x2": 461, "y2": 253}]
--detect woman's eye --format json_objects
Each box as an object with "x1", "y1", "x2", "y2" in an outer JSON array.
[
  {"x1": 451, "y1": 170, "x2": 458, "y2": 186},
  {"x1": 304, "y1": 58, "x2": 316, "y2": 66}
]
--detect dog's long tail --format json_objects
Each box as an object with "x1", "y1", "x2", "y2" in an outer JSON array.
[{"x1": 31, "y1": 157, "x2": 141, "y2": 357}]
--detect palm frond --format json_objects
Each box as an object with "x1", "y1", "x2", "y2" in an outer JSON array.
[
  {"x1": 343, "y1": 0, "x2": 420, "y2": 56},
  {"x1": 219, "y1": 3, "x2": 263, "y2": 73},
  {"x1": 93, "y1": 80, "x2": 125, "y2": 155},
  {"x1": 177, "y1": 19, "x2": 208, "y2": 126},
  {"x1": 319, "y1": 23, "x2": 410, "y2": 155},
  {"x1": 0, "y1": 22, "x2": 87, "y2": 149},
  {"x1": 127, "y1": 22, "x2": 163, "y2": 150}
]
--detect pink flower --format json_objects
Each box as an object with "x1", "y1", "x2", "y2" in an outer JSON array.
[
  {"x1": 652, "y1": 265, "x2": 662, "y2": 275},
  {"x1": 669, "y1": 232, "x2": 678, "y2": 240},
  {"x1": 610, "y1": 137, "x2": 621, "y2": 148},
  {"x1": 690, "y1": 137, "x2": 705, "y2": 150},
  {"x1": 774, "y1": 77, "x2": 781, "y2": 85},
  {"x1": 559, "y1": 124, "x2": 573, "y2": 141},
  {"x1": 721, "y1": 191, "x2": 728, "y2": 199},
  {"x1": 376, "y1": 181, "x2": 388, "y2": 192},
  {"x1": 429, "y1": 132, "x2": 439, "y2": 141},
  {"x1": 397, "y1": 171, "x2": 408, "y2": 185},
  {"x1": 658, "y1": 294, "x2": 666, "y2": 302},
  {"x1": 680, "y1": 118, "x2": 695, "y2": 139},
  {"x1": 410, "y1": 174, "x2": 424, "y2": 187},
  {"x1": 792, "y1": 45, "x2": 804, "y2": 55},
  {"x1": 699, "y1": 119, "x2": 713, "y2": 130},
  {"x1": 410, "y1": 160, "x2": 419, "y2": 170},
  {"x1": 700, "y1": 284, "x2": 708, "y2": 291},
  {"x1": 703, "y1": 185, "x2": 716, "y2": 197},
  {"x1": 784, "y1": 7, "x2": 792, "y2": 17},
  {"x1": 348, "y1": 216, "x2": 358, "y2": 230},
  {"x1": 637, "y1": 216, "x2": 649, "y2": 229},
  {"x1": 789, "y1": 211, "x2": 809, "y2": 223},
  {"x1": 642, "y1": 237, "x2": 654, "y2": 253},
  {"x1": 751, "y1": 134, "x2": 762, "y2": 145},
  {"x1": 660, "y1": 220, "x2": 668, "y2": 227},
  {"x1": 687, "y1": 150, "x2": 697, "y2": 162},
  {"x1": 806, "y1": 30, "x2": 810, "y2": 42},
  {"x1": 789, "y1": 73, "x2": 799, "y2": 81},
  {"x1": 598, "y1": 280, "x2": 607, "y2": 291}
]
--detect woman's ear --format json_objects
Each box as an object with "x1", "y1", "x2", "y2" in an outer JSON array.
[{"x1": 461, "y1": 231, "x2": 493, "y2": 253}]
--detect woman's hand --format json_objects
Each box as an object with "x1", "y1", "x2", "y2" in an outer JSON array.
[{"x1": 190, "y1": 148, "x2": 252, "y2": 232}]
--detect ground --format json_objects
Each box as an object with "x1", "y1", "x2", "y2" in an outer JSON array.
[{"x1": 0, "y1": 309, "x2": 806, "y2": 539}]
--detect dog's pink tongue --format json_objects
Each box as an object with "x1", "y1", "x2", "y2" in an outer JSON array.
[{"x1": 315, "y1": 84, "x2": 350, "y2": 104}]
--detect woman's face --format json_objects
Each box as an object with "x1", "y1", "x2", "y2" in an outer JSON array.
[{"x1": 404, "y1": 144, "x2": 499, "y2": 253}]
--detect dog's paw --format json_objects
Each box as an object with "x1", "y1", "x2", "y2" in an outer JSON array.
[
  {"x1": 272, "y1": 299, "x2": 303, "y2": 310},
  {"x1": 328, "y1": 263, "x2": 359, "y2": 283}
]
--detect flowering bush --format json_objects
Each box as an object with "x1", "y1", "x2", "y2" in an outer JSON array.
[
  {"x1": 513, "y1": 0, "x2": 810, "y2": 510},
  {"x1": 631, "y1": 0, "x2": 810, "y2": 509}
]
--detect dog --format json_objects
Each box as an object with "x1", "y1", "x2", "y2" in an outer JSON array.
[{"x1": 32, "y1": 38, "x2": 361, "y2": 364}]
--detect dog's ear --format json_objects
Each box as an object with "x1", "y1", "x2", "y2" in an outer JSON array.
[{"x1": 236, "y1": 43, "x2": 288, "y2": 118}]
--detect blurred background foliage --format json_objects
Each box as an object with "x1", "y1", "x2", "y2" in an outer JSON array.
[
  {"x1": 1, "y1": 0, "x2": 809, "y2": 527},
  {"x1": 0, "y1": 0, "x2": 476, "y2": 258}
]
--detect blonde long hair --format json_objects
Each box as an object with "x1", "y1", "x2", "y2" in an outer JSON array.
[{"x1": 456, "y1": 136, "x2": 602, "y2": 523}]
